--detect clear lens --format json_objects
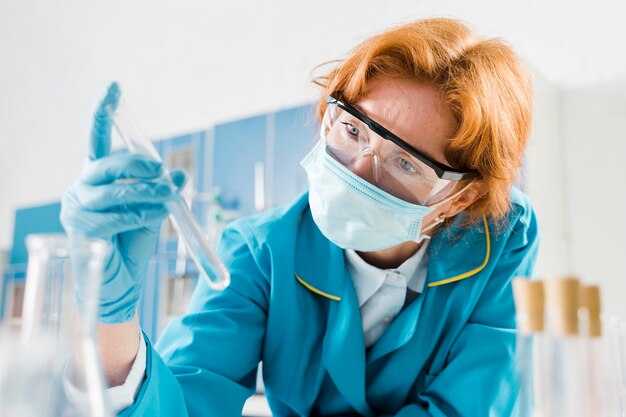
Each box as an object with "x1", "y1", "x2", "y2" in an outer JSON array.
[{"x1": 322, "y1": 103, "x2": 459, "y2": 205}]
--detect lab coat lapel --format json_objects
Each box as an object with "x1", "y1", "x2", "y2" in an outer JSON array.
[
  {"x1": 294, "y1": 207, "x2": 373, "y2": 416},
  {"x1": 294, "y1": 207, "x2": 343, "y2": 301},
  {"x1": 366, "y1": 288, "x2": 426, "y2": 364},
  {"x1": 322, "y1": 264, "x2": 374, "y2": 417}
]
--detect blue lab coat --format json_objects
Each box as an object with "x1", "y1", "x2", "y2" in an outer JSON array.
[{"x1": 119, "y1": 187, "x2": 539, "y2": 417}]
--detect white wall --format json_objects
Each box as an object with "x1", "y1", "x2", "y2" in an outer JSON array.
[
  {"x1": 561, "y1": 80, "x2": 626, "y2": 318},
  {"x1": 525, "y1": 72, "x2": 569, "y2": 278},
  {"x1": 526, "y1": 73, "x2": 626, "y2": 319},
  {"x1": 1, "y1": 1, "x2": 625, "y2": 315}
]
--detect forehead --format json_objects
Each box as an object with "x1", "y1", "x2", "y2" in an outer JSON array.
[{"x1": 353, "y1": 77, "x2": 456, "y2": 161}]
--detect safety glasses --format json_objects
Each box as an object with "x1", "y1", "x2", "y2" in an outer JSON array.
[{"x1": 322, "y1": 96, "x2": 479, "y2": 205}]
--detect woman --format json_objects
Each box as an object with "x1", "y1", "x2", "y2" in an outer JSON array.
[{"x1": 61, "y1": 17, "x2": 538, "y2": 417}]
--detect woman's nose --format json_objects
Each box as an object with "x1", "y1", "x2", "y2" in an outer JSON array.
[{"x1": 348, "y1": 149, "x2": 380, "y2": 185}]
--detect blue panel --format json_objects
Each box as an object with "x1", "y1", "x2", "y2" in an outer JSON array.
[
  {"x1": 212, "y1": 115, "x2": 267, "y2": 213},
  {"x1": 272, "y1": 104, "x2": 317, "y2": 207},
  {"x1": 192, "y1": 132, "x2": 205, "y2": 197},
  {"x1": 153, "y1": 139, "x2": 166, "y2": 159},
  {"x1": 169, "y1": 133, "x2": 194, "y2": 149},
  {"x1": 196, "y1": 131, "x2": 209, "y2": 194},
  {"x1": 10, "y1": 202, "x2": 64, "y2": 265}
]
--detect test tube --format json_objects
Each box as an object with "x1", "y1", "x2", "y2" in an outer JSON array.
[
  {"x1": 105, "y1": 100, "x2": 230, "y2": 291},
  {"x1": 512, "y1": 278, "x2": 547, "y2": 417},
  {"x1": 544, "y1": 277, "x2": 590, "y2": 417}
]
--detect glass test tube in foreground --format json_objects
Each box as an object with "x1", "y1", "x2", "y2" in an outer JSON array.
[
  {"x1": 512, "y1": 278, "x2": 548, "y2": 417},
  {"x1": 607, "y1": 317, "x2": 626, "y2": 415},
  {"x1": 544, "y1": 278, "x2": 589, "y2": 417},
  {"x1": 579, "y1": 285, "x2": 605, "y2": 416},
  {"x1": 0, "y1": 234, "x2": 113, "y2": 417},
  {"x1": 105, "y1": 99, "x2": 230, "y2": 291}
]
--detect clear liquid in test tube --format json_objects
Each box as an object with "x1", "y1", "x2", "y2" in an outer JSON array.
[{"x1": 105, "y1": 99, "x2": 230, "y2": 291}]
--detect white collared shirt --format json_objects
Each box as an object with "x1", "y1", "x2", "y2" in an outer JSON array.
[{"x1": 344, "y1": 241, "x2": 429, "y2": 348}]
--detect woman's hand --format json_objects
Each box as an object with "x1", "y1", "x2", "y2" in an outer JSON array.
[{"x1": 61, "y1": 83, "x2": 185, "y2": 324}]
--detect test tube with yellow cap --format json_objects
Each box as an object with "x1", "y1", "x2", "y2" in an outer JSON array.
[
  {"x1": 512, "y1": 278, "x2": 547, "y2": 417},
  {"x1": 544, "y1": 277, "x2": 589, "y2": 417}
]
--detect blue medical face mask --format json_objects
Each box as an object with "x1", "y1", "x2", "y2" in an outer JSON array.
[{"x1": 301, "y1": 139, "x2": 462, "y2": 252}]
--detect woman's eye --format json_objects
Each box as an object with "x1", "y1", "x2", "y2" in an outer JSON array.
[
  {"x1": 399, "y1": 158, "x2": 418, "y2": 173},
  {"x1": 340, "y1": 122, "x2": 360, "y2": 138}
]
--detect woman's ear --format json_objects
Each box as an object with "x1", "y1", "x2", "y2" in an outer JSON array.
[{"x1": 444, "y1": 182, "x2": 486, "y2": 218}]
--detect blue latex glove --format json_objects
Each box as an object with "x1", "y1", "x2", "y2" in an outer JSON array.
[{"x1": 61, "y1": 83, "x2": 186, "y2": 324}]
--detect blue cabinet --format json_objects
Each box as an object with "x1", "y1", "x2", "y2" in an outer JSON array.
[
  {"x1": 270, "y1": 105, "x2": 317, "y2": 207},
  {"x1": 9, "y1": 202, "x2": 63, "y2": 265},
  {"x1": 1, "y1": 202, "x2": 64, "y2": 322},
  {"x1": 212, "y1": 115, "x2": 267, "y2": 213}
]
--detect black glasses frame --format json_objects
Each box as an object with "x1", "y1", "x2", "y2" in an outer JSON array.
[{"x1": 327, "y1": 96, "x2": 479, "y2": 181}]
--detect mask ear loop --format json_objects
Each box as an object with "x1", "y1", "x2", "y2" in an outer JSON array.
[
  {"x1": 420, "y1": 213, "x2": 447, "y2": 236},
  {"x1": 418, "y1": 181, "x2": 475, "y2": 241}
]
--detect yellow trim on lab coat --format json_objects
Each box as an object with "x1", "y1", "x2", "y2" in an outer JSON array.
[
  {"x1": 427, "y1": 216, "x2": 491, "y2": 287},
  {"x1": 296, "y1": 216, "x2": 491, "y2": 298},
  {"x1": 295, "y1": 274, "x2": 342, "y2": 301}
]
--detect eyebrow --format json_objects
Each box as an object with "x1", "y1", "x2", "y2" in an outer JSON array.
[
  {"x1": 329, "y1": 96, "x2": 479, "y2": 180},
  {"x1": 350, "y1": 102, "x2": 442, "y2": 163}
]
